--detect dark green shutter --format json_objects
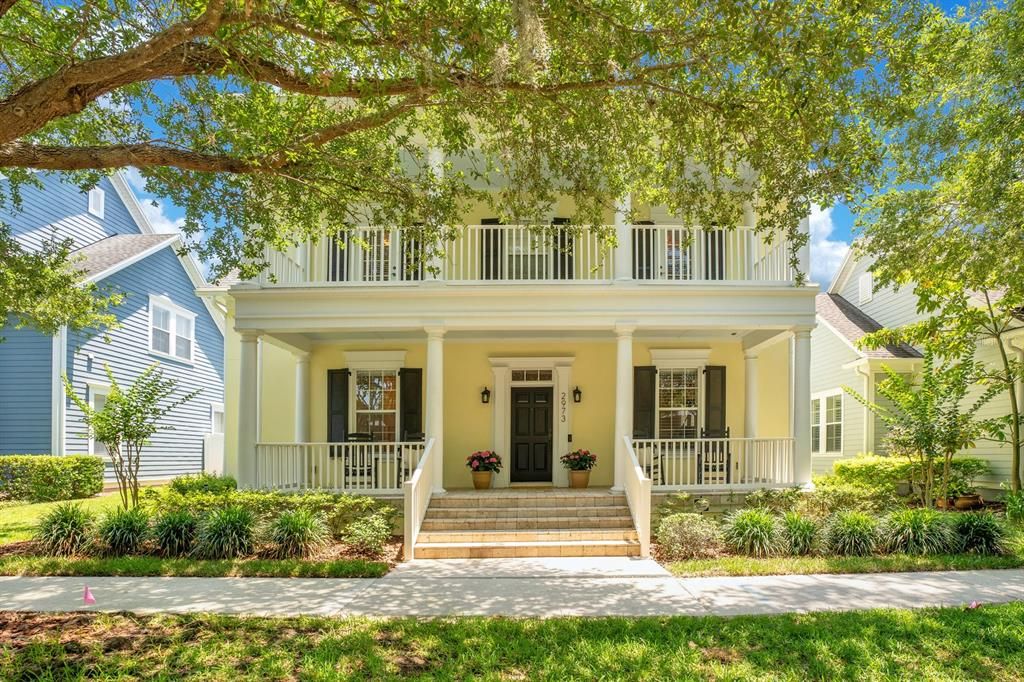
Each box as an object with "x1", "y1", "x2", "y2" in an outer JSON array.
[
  {"x1": 327, "y1": 369, "x2": 349, "y2": 442},
  {"x1": 399, "y1": 368, "x2": 423, "y2": 440},
  {"x1": 633, "y1": 366, "x2": 657, "y2": 438},
  {"x1": 704, "y1": 365, "x2": 727, "y2": 437},
  {"x1": 481, "y1": 217, "x2": 503, "y2": 280}
]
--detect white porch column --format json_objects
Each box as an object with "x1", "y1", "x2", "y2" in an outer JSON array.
[
  {"x1": 791, "y1": 328, "x2": 813, "y2": 486},
  {"x1": 238, "y1": 332, "x2": 260, "y2": 489},
  {"x1": 490, "y1": 363, "x2": 510, "y2": 487},
  {"x1": 613, "y1": 195, "x2": 632, "y2": 282},
  {"x1": 744, "y1": 350, "x2": 758, "y2": 438},
  {"x1": 426, "y1": 147, "x2": 446, "y2": 282},
  {"x1": 425, "y1": 326, "x2": 446, "y2": 492},
  {"x1": 294, "y1": 351, "x2": 310, "y2": 442},
  {"x1": 613, "y1": 324, "x2": 635, "y2": 490}
]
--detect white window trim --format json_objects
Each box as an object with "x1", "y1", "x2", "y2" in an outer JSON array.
[
  {"x1": 209, "y1": 401, "x2": 225, "y2": 434},
  {"x1": 344, "y1": 350, "x2": 406, "y2": 371},
  {"x1": 349, "y1": 369, "x2": 401, "y2": 442},
  {"x1": 812, "y1": 388, "x2": 844, "y2": 454},
  {"x1": 651, "y1": 349, "x2": 710, "y2": 439},
  {"x1": 88, "y1": 187, "x2": 105, "y2": 219},
  {"x1": 87, "y1": 381, "x2": 110, "y2": 458},
  {"x1": 148, "y1": 294, "x2": 196, "y2": 363}
]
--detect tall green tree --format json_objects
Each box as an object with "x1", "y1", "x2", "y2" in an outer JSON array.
[
  {"x1": 853, "y1": 0, "x2": 1024, "y2": 489},
  {"x1": 1, "y1": 0, "x2": 918, "y2": 310}
]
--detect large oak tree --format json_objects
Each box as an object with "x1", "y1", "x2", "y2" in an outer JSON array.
[{"x1": 1, "y1": 0, "x2": 916, "y2": 333}]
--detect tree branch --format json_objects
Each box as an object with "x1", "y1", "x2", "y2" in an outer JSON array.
[{"x1": 0, "y1": 0, "x2": 20, "y2": 21}]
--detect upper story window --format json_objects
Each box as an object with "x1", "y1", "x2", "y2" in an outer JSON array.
[
  {"x1": 88, "y1": 187, "x2": 105, "y2": 219},
  {"x1": 858, "y1": 272, "x2": 873, "y2": 304},
  {"x1": 149, "y1": 295, "x2": 195, "y2": 362},
  {"x1": 812, "y1": 391, "x2": 843, "y2": 454}
]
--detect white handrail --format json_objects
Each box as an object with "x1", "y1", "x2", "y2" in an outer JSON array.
[
  {"x1": 622, "y1": 436, "x2": 652, "y2": 558},
  {"x1": 403, "y1": 437, "x2": 436, "y2": 561}
]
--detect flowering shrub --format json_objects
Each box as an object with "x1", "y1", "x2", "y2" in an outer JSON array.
[
  {"x1": 560, "y1": 450, "x2": 597, "y2": 471},
  {"x1": 466, "y1": 451, "x2": 502, "y2": 472}
]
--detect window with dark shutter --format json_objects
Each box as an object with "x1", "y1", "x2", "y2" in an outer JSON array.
[
  {"x1": 327, "y1": 369, "x2": 349, "y2": 442},
  {"x1": 703, "y1": 365, "x2": 727, "y2": 437},
  {"x1": 399, "y1": 368, "x2": 423, "y2": 440},
  {"x1": 632, "y1": 220, "x2": 655, "y2": 280},
  {"x1": 632, "y1": 365, "x2": 657, "y2": 438},
  {"x1": 480, "y1": 217, "x2": 503, "y2": 280}
]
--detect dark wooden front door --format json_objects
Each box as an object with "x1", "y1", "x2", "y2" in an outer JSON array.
[{"x1": 510, "y1": 387, "x2": 553, "y2": 482}]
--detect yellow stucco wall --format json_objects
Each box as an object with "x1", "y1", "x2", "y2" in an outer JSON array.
[{"x1": 755, "y1": 339, "x2": 792, "y2": 438}]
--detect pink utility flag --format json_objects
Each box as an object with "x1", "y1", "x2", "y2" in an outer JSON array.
[{"x1": 83, "y1": 585, "x2": 96, "y2": 605}]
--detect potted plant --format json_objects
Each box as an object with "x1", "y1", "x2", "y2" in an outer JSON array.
[
  {"x1": 951, "y1": 459, "x2": 990, "y2": 510},
  {"x1": 560, "y1": 449, "x2": 598, "y2": 488},
  {"x1": 466, "y1": 451, "x2": 502, "y2": 490}
]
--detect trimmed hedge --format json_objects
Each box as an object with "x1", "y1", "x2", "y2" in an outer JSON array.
[{"x1": 0, "y1": 455, "x2": 105, "y2": 502}]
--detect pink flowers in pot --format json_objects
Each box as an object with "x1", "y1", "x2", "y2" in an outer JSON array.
[
  {"x1": 560, "y1": 449, "x2": 598, "y2": 471},
  {"x1": 466, "y1": 450, "x2": 503, "y2": 472}
]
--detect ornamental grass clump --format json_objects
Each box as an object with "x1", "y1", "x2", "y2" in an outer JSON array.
[
  {"x1": 268, "y1": 509, "x2": 329, "y2": 558},
  {"x1": 655, "y1": 513, "x2": 725, "y2": 560},
  {"x1": 194, "y1": 505, "x2": 256, "y2": 559},
  {"x1": 153, "y1": 509, "x2": 198, "y2": 557},
  {"x1": 880, "y1": 508, "x2": 958, "y2": 555},
  {"x1": 96, "y1": 507, "x2": 150, "y2": 556},
  {"x1": 723, "y1": 508, "x2": 783, "y2": 557},
  {"x1": 34, "y1": 502, "x2": 94, "y2": 556},
  {"x1": 781, "y1": 512, "x2": 819, "y2": 556},
  {"x1": 953, "y1": 512, "x2": 1009, "y2": 556},
  {"x1": 823, "y1": 511, "x2": 878, "y2": 556}
]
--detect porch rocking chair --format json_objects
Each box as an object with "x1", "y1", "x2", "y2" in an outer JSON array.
[
  {"x1": 343, "y1": 432, "x2": 375, "y2": 488},
  {"x1": 697, "y1": 427, "x2": 731, "y2": 485},
  {"x1": 634, "y1": 430, "x2": 665, "y2": 486}
]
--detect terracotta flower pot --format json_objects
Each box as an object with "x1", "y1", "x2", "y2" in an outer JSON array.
[
  {"x1": 472, "y1": 471, "x2": 493, "y2": 490},
  {"x1": 955, "y1": 494, "x2": 983, "y2": 510},
  {"x1": 569, "y1": 470, "x2": 590, "y2": 489}
]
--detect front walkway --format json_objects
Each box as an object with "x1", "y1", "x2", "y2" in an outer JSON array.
[{"x1": 2, "y1": 561, "x2": 1022, "y2": 618}]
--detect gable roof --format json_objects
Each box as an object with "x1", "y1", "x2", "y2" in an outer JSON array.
[
  {"x1": 828, "y1": 246, "x2": 864, "y2": 294},
  {"x1": 74, "y1": 234, "x2": 178, "y2": 281},
  {"x1": 816, "y1": 293, "x2": 921, "y2": 359}
]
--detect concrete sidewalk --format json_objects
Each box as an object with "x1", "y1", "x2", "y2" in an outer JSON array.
[{"x1": 1, "y1": 560, "x2": 1022, "y2": 618}]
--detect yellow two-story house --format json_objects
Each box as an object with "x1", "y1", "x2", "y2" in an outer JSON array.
[{"x1": 211, "y1": 188, "x2": 817, "y2": 559}]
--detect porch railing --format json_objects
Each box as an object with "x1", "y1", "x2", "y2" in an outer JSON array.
[
  {"x1": 256, "y1": 224, "x2": 795, "y2": 286},
  {"x1": 254, "y1": 441, "x2": 426, "y2": 493},
  {"x1": 631, "y1": 437, "x2": 795, "y2": 490},
  {"x1": 622, "y1": 436, "x2": 652, "y2": 557},
  {"x1": 403, "y1": 437, "x2": 436, "y2": 560}
]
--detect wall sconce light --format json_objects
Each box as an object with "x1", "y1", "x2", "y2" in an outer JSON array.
[
  {"x1": 481, "y1": 387, "x2": 491, "y2": 404},
  {"x1": 573, "y1": 386, "x2": 582, "y2": 403}
]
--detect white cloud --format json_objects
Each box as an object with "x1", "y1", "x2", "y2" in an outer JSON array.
[
  {"x1": 808, "y1": 205, "x2": 849, "y2": 285},
  {"x1": 140, "y1": 197, "x2": 186, "y2": 235},
  {"x1": 124, "y1": 166, "x2": 147, "y2": 193}
]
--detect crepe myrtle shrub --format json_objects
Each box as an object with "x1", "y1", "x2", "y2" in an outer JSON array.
[
  {"x1": 880, "y1": 508, "x2": 959, "y2": 556},
  {"x1": 655, "y1": 513, "x2": 725, "y2": 561},
  {"x1": 823, "y1": 511, "x2": 879, "y2": 557},
  {"x1": 723, "y1": 508, "x2": 784, "y2": 558},
  {"x1": 34, "y1": 502, "x2": 94, "y2": 557},
  {"x1": 96, "y1": 507, "x2": 151, "y2": 556},
  {"x1": 193, "y1": 505, "x2": 257, "y2": 559},
  {"x1": 152, "y1": 509, "x2": 199, "y2": 557},
  {"x1": 781, "y1": 512, "x2": 819, "y2": 556},
  {"x1": 953, "y1": 512, "x2": 1009, "y2": 556},
  {"x1": 268, "y1": 509, "x2": 330, "y2": 559}
]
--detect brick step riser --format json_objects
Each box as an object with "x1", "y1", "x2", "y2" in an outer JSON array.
[
  {"x1": 420, "y1": 518, "x2": 635, "y2": 531},
  {"x1": 417, "y1": 530, "x2": 639, "y2": 544},
  {"x1": 414, "y1": 544, "x2": 641, "y2": 559}
]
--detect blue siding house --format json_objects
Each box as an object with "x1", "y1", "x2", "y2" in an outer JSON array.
[{"x1": 0, "y1": 172, "x2": 225, "y2": 481}]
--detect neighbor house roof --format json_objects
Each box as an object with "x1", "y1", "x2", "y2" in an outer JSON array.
[
  {"x1": 72, "y1": 234, "x2": 178, "y2": 281},
  {"x1": 815, "y1": 293, "x2": 922, "y2": 359}
]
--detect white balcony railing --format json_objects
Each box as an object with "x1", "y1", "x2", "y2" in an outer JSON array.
[
  {"x1": 255, "y1": 441, "x2": 426, "y2": 493},
  {"x1": 631, "y1": 437, "x2": 795, "y2": 490},
  {"x1": 256, "y1": 224, "x2": 796, "y2": 286}
]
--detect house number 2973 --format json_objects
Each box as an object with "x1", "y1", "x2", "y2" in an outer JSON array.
[{"x1": 560, "y1": 391, "x2": 567, "y2": 422}]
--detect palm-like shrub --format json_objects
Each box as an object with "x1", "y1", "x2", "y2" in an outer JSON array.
[
  {"x1": 723, "y1": 508, "x2": 782, "y2": 557},
  {"x1": 823, "y1": 511, "x2": 878, "y2": 556},
  {"x1": 194, "y1": 505, "x2": 256, "y2": 559},
  {"x1": 656, "y1": 513, "x2": 725, "y2": 560},
  {"x1": 880, "y1": 508, "x2": 958, "y2": 555},
  {"x1": 953, "y1": 512, "x2": 1009, "y2": 556},
  {"x1": 781, "y1": 512, "x2": 818, "y2": 556},
  {"x1": 34, "y1": 502, "x2": 94, "y2": 556},
  {"x1": 153, "y1": 509, "x2": 198, "y2": 557},
  {"x1": 96, "y1": 507, "x2": 150, "y2": 555},
  {"x1": 268, "y1": 509, "x2": 329, "y2": 558}
]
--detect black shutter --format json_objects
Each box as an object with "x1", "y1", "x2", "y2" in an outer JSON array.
[
  {"x1": 399, "y1": 368, "x2": 423, "y2": 440},
  {"x1": 551, "y1": 217, "x2": 574, "y2": 280},
  {"x1": 633, "y1": 365, "x2": 657, "y2": 438},
  {"x1": 703, "y1": 229, "x2": 725, "y2": 281},
  {"x1": 327, "y1": 369, "x2": 349, "y2": 442},
  {"x1": 402, "y1": 226, "x2": 424, "y2": 281},
  {"x1": 481, "y1": 217, "x2": 503, "y2": 280},
  {"x1": 329, "y1": 235, "x2": 349, "y2": 282},
  {"x1": 704, "y1": 365, "x2": 727, "y2": 437},
  {"x1": 632, "y1": 220, "x2": 655, "y2": 280}
]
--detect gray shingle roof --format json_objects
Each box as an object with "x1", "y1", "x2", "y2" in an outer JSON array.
[
  {"x1": 816, "y1": 293, "x2": 922, "y2": 359},
  {"x1": 71, "y1": 234, "x2": 177, "y2": 279}
]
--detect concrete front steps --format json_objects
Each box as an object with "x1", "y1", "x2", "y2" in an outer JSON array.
[{"x1": 414, "y1": 488, "x2": 640, "y2": 559}]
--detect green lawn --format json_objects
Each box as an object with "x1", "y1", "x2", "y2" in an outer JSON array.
[
  {"x1": 4, "y1": 604, "x2": 1024, "y2": 680},
  {"x1": 0, "y1": 555, "x2": 389, "y2": 578},
  {"x1": 0, "y1": 494, "x2": 126, "y2": 545},
  {"x1": 667, "y1": 551, "x2": 1024, "y2": 577}
]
